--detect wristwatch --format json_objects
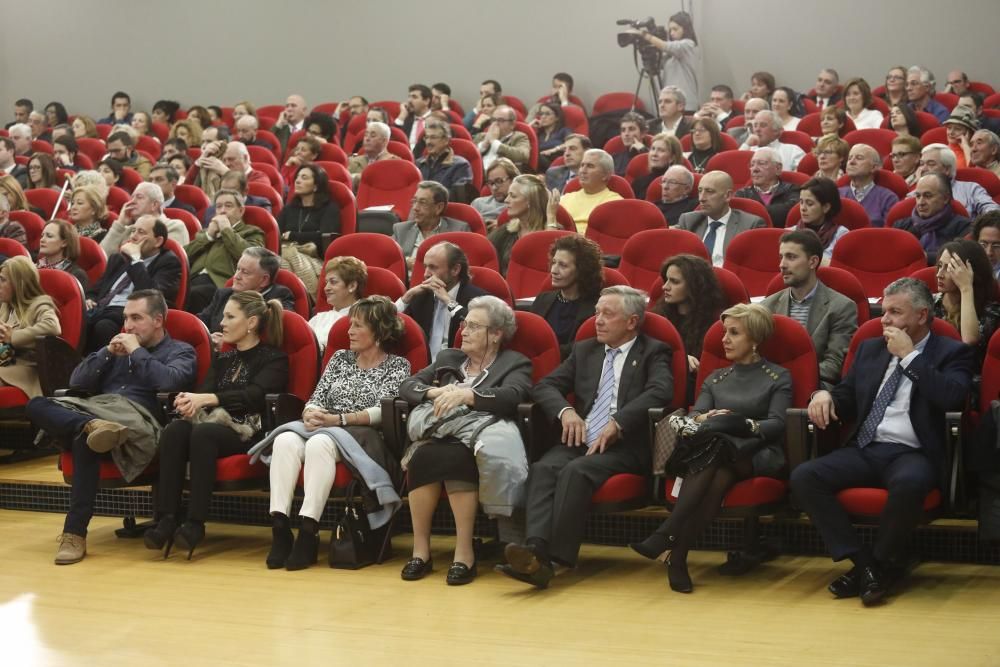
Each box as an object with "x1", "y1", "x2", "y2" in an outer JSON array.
[{"x1": 446, "y1": 300, "x2": 460, "y2": 311}]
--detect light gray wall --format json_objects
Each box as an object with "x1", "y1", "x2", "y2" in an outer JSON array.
[{"x1": 3, "y1": 0, "x2": 999, "y2": 123}]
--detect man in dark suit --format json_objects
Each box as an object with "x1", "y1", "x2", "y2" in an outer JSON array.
[
  {"x1": 806, "y1": 68, "x2": 843, "y2": 109},
  {"x1": 150, "y1": 165, "x2": 196, "y2": 216},
  {"x1": 676, "y1": 170, "x2": 767, "y2": 266},
  {"x1": 270, "y1": 94, "x2": 308, "y2": 154},
  {"x1": 197, "y1": 247, "x2": 294, "y2": 348},
  {"x1": 0, "y1": 137, "x2": 29, "y2": 187},
  {"x1": 734, "y1": 148, "x2": 800, "y2": 228},
  {"x1": 762, "y1": 230, "x2": 857, "y2": 389},
  {"x1": 397, "y1": 241, "x2": 484, "y2": 362},
  {"x1": 648, "y1": 85, "x2": 693, "y2": 138},
  {"x1": 84, "y1": 216, "x2": 181, "y2": 352},
  {"x1": 394, "y1": 84, "x2": 433, "y2": 150},
  {"x1": 694, "y1": 84, "x2": 741, "y2": 129},
  {"x1": 791, "y1": 278, "x2": 975, "y2": 606},
  {"x1": 498, "y1": 287, "x2": 672, "y2": 588},
  {"x1": 544, "y1": 134, "x2": 591, "y2": 193}
]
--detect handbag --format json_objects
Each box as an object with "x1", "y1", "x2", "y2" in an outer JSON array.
[
  {"x1": 652, "y1": 408, "x2": 688, "y2": 476},
  {"x1": 280, "y1": 242, "x2": 322, "y2": 297},
  {"x1": 667, "y1": 413, "x2": 761, "y2": 477},
  {"x1": 0, "y1": 343, "x2": 15, "y2": 367},
  {"x1": 329, "y1": 480, "x2": 391, "y2": 569}
]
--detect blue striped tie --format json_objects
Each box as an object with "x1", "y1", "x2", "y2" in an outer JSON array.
[
  {"x1": 856, "y1": 363, "x2": 904, "y2": 448},
  {"x1": 703, "y1": 220, "x2": 723, "y2": 255},
  {"x1": 587, "y1": 347, "x2": 621, "y2": 445}
]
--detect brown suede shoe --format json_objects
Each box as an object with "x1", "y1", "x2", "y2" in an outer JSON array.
[
  {"x1": 83, "y1": 419, "x2": 129, "y2": 453},
  {"x1": 54, "y1": 533, "x2": 86, "y2": 565}
]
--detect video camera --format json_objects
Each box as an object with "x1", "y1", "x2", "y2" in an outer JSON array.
[{"x1": 616, "y1": 17, "x2": 667, "y2": 48}]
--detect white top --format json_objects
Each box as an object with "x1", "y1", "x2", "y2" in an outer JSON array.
[
  {"x1": 782, "y1": 117, "x2": 800, "y2": 131},
  {"x1": 849, "y1": 108, "x2": 885, "y2": 130},
  {"x1": 308, "y1": 305, "x2": 350, "y2": 353},
  {"x1": 741, "y1": 139, "x2": 805, "y2": 171},
  {"x1": 872, "y1": 332, "x2": 928, "y2": 449}
]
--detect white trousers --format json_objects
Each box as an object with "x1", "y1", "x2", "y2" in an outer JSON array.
[{"x1": 268, "y1": 431, "x2": 341, "y2": 521}]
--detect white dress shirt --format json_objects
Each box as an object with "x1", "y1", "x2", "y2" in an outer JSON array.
[
  {"x1": 872, "y1": 332, "x2": 929, "y2": 449},
  {"x1": 701, "y1": 208, "x2": 732, "y2": 267}
]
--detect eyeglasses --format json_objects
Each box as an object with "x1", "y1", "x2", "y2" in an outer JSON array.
[
  {"x1": 491, "y1": 117, "x2": 514, "y2": 123},
  {"x1": 890, "y1": 152, "x2": 917, "y2": 159},
  {"x1": 815, "y1": 150, "x2": 838, "y2": 157},
  {"x1": 690, "y1": 126, "x2": 708, "y2": 133},
  {"x1": 662, "y1": 179, "x2": 689, "y2": 187},
  {"x1": 410, "y1": 198, "x2": 436, "y2": 207},
  {"x1": 886, "y1": 74, "x2": 905, "y2": 81},
  {"x1": 536, "y1": 111, "x2": 555, "y2": 117},
  {"x1": 487, "y1": 177, "x2": 510, "y2": 188},
  {"x1": 423, "y1": 134, "x2": 446, "y2": 141},
  {"x1": 460, "y1": 321, "x2": 488, "y2": 333},
  {"x1": 979, "y1": 241, "x2": 1000, "y2": 252},
  {"x1": 947, "y1": 80, "x2": 965, "y2": 86}
]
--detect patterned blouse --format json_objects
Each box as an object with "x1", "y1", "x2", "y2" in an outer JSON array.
[{"x1": 305, "y1": 349, "x2": 411, "y2": 425}]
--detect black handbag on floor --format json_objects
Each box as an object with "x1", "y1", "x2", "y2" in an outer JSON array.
[{"x1": 329, "y1": 480, "x2": 391, "y2": 569}]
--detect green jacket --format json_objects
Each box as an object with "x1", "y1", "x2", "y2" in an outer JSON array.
[{"x1": 184, "y1": 221, "x2": 264, "y2": 287}]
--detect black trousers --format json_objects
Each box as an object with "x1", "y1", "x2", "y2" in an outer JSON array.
[
  {"x1": 790, "y1": 441, "x2": 936, "y2": 564},
  {"x1": 85, "y1": 306, "x2": 124, "y2": 353},
  {"x1": 524, "y1": 443, "x2": 645, "y2": 567},
  {"x1": 25, "y1": 397, "x2": 99, "y2": 537},
  {"x1": 157, "y1": 421, "x2": 249, "y2": 522},
  {"x1": 185, "y1": 274, "x2": 218, "y2": 316}
]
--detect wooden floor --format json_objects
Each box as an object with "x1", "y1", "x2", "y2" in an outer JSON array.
[{"x1": 0, "y1": 509, "x2": 998, "y2": 666}]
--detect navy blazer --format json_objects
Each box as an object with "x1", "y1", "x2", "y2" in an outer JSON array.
[
  {"x1": 830, "y1": 333, "x2": 975, "y2": 482},
  {"x1": 87, "y1": 249, "x2": 182, "y2": 308},
  {"x1": 406, "y1": 280, "x2": 486, "y2": 356}
]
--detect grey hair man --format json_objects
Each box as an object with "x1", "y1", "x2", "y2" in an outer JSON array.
[
  {"x1": 741, "y1": 110, "x2": 805, "y2": 171},
  {"x1": 101, "y1": 181, "x2": 190, "y2": 255},
  {"x1": 651, "y1": 85, "x2": 692, "y2": 138},
  {"x1": 837, "y1": 144, "x2": 900, "y2": 227},
  {"x1": 906, "y1": 66, "x2": 949, "y2": 123},
  {"x1": 558, "y1": 149, "x2": 623, "y2": 231},
  {"x1": 911, "y1": 144, "x2": 999, "y2": 217}
]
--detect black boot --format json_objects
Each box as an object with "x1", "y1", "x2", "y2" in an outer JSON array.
[
  {"x1": 667, "y1": 554, "x2": 693, "y2": 593},
  {"x1": 173, "y1": 520, "x2": 205, "y2": 561},
  {"x1": 285, "y1": 519, "x2": 319, "y2": 571},
  {"x1": 266, "y1": 513, "x2": 294, "y2": 570},
  {"x1": 144, "y1": 515, "x2": 178, "y2": 556}
]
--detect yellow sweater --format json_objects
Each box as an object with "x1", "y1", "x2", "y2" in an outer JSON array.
[{"x1": 560, "y1": 188, "x2": 623, "y2": 233}]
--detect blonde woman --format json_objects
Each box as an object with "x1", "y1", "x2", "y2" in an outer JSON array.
[
  {"x1": 67, "y1": 186, "x2": 109, "y2": 242},
  {"x1": 168, "y1": 120, "x2": 203, "y2": 148},
  {"x1": 0, "y1": 257, "x2": 61, "y2": 398},
  {"x1": 487, "y1": 175, "x2": 560, "y2": 275}
]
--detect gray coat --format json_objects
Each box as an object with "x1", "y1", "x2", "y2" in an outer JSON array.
[
  {"x1": 761, "y1": 281, "x2": 858, "y2": 390},
  {"x1": 391, "y1": 216, "x2": 470, "y2": 258},
  {"x1": 675, "y1": 209, "x2": 767, "y2": 264}
]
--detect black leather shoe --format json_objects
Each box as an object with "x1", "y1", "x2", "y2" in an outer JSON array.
[
  {"x1": 667, "y1": 557, "x2": 693, "y2": 594},
  {"x1": 860, "y1": 565, "x2": 887, "y2": 607},
  {"x1": 628, "y1": 533, "x2": 674, "y2": 561},
  {"x1": 285, "y1": 528, "x2": 319, "y2": 571},
  {"x1": 504, "y1": 542, "x2": 545, "y2": 574},
  {"x1": 828, "y1": 566, "x2": 861, "y2": 599},
  {"x1": 143, "y1": 515, "x2": 177, "y2": 554},
  {"x1": 494, "y1": 562, "x2": 553, "y2": 589},
  {"x1": 401, "y1": 557, "x2": 434, "y2": 581},
  {"x1": 446, "y1": 561, "x2": 477, "y2": 586}
]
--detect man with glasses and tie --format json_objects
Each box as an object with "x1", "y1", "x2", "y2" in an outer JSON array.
[
  {"x1": 677, "y1": 170, "x2": 766, "y2": 266},
  {"x1": 735, "y1": 147, "x2": 801, "y2": 228},
  {"x1": 392, "y1": 181, "x2": 470, "y2": 270},
  {"x1": 792, "y1": 278, "x2": 974, "y2": 606},
  {"x1": 973, "y1": 211, "x2": 1000, "y2": 280},
  {"x1": 497, "y1": 286, "x2": 672, "y2": 589},
  {"x1": 475, "y1": 105, "x2": 530, "y2": 172}
]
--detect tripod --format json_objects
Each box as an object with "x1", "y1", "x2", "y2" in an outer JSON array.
[{"x1": 629, "y1": 45, "x2": 665, "y2": 112}]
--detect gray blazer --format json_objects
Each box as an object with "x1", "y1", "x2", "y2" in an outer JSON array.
[
  {"x1": 392, "y1": 216, "x2": 470, "y2": 257},
  {"x1": 675, "y1": 208, "x2": 767, "y2": 261},
  {"x1": 761, "y1": 280, "x2": 858, "y2": 390}
]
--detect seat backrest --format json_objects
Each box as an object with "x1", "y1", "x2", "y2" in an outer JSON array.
[
  {"x1": 506, "y1": 229, "x2": 574, "y2": 299},
  {"x1": 909, "y1": 266, "x2": 938, "y2": 295},
  {"x1": 920, "y1": 126, "x2": 948, "y2": 147},
  {"x1": 242, "y1": 206, "x2": 280, "y2": 253},
  {"x1": 842, "y1": 317, "x2": 961, "y2": 375},
  {"x1": 592, "y1": 92, "x2": 645, "y2": 115},
  {"x1": 713, "y1": 266, "x2": 750, "y2": 307},
  {"x1": 77, "y1": 237, "x2": 107, "y2": 285},
  {"x1": 443, "y1": 202, "x2": 487, "y2": 236},
  {"x1": 105, "y1": 186, "x2": 129, "y2": 215},
  {"x1": 469, "y1": 266, "x2": 513, "y2": 306},
  {"x1": 980, "y1": 330, "x2": 1000, "y2": 413},
  {"x1": 0, "y1": 237, "x2": 29, "y2": 258},
  {"x1": 884, "y1": 197, "x2": 968, "y2": 228},
  {"x1": 957, "y1": 167, "x2": 1000, "y2": 197},
  {"x1": 780, "y1": 170, "x2": 811, "y2": 187},
  {"x1": 164, "y1": 310, "x2": 213, "y2": 385},
  {"x1": 274, "y1": 269, "x2": 311, "y2": 319},
  {"x1": 575, "y1": 311, "x2": 688, "y2": 410},
  {"x1": 162, "y1": 239, "x2": 189, "y2": 310},
  {"x1": 247, "y1": 182, "x2": 283, "y2": 217},
  {"x1": 8, "y1": 210, "x2": 45, "y2": 252},
  {"x1": 697, "y1": 314, "x2": 818, "y2": 408},
  {"x1": 829, "y1": 227, "x2": 928, "y2": 298},
  {"x1": 25, "y1": 188, "x2": 67, "y2": 219},
  {"x1": 765, "y1": 266, "x2": 871, "y2": 323},
  {"x1": 843, "y1": 129, "x2": 899, "y2": 157},
  {"x1": 796, "y1": 153, "x2": 819, "y2": 176},
  {"x1": 785, "y1": 198, "x2": 870, "y2": 231},
  {"x1": 324, "y1": 232, "x2": 407, "y2": 282},
  {"x1": 448, "y1": 139, "x2": 484, "y2": 191},
  {"x1": 166, "y1": 207, "x2": 202, "y2": 241},
  {"x1": 314, "y1": 161, "x2": 353, "y2": 189},
  {"x1": 275, "y1": 311, "x2": 320, "y2": 402},
  {"x1": 251, "y1": 162, "x2": 284, "y2": 191},
  {"x1": 705, "y1": 151, "x2": 754, "y2": 187},
  {"x1": 38, "y1": 269, "x2": 85, "y2": 351},
  {"x1": 327, "y1": 180, "x2": 357, "y2": 236},
  {"x1": 728, "y1": 196, "x2": 773, "y2": 227},
  {"x1": 386, "y1": 140, "x2": 414, "y2": 161},
  {"x1": 560, "y1": 104, "x2": 589, "y2": 136},
  {"x1": 76, "y1": 137, "x2": 107, "y2": 164},
  {"x1": 721, "y1": 227, "x2": 785, "y2": 296},
  {"x1": 175, "y1": 185, "x2": 211, "y2": 222},
  {"x1": 356, "y1": 160, "x2": 422, "y2": 219},
  {"x1": 247, "y1": 145, "x2": 278, "y2": 168},
  {"x1": 619, "y1": 228, "x2": 710, "y2": 293},
  {"x1": 318, "y1": 142, "x2": 348, "y2": 166},
  {"x1": 410, "y1": 231, "x2": 499, "y2": 287},
  {"x1": 585, "y1": 199, "x2": 665, "y2": 255},
  {"x1": 324, "y1": 312, "x2": 428, "y2": 372},
  {"x1": 779, "y1": 130, "x2": 814, "y2": 154},
  {"x1": 514, "y1": 121, "x2": 539, "y2": 171}
]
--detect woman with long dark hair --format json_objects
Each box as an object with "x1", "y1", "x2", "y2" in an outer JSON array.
[
  {"x1": 889, "y1": 104, "x2": 922, "y2": 138},
  {"x1": 276, "y1": 163, "x2": 342, "y2": 293},
  {"x1": 636, "y1": 11, "x2": 701, "y2": 106},
  {"x1": 795, "y1": 177, "x2": 847, "y2": 263},
  {"x1": 652, "y1": 254, "x2": 725, "y2": 403},
  {"x1": 534, "y1": 103, "x2": 571, "y2": 171},
  {"x1": 933, "y1": 238, "x2": 1000, "y2": 364}
]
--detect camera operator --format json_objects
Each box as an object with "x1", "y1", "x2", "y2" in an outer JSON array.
[{"x1": 623, "y1": 11, "x2": 700, "y2": 111}]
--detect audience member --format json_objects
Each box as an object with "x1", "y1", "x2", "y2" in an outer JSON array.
[
  {"x1": 498, "y1": 286, "x2": 672, "y2": 589},
  {"x1": 944, "y1": 106, "x2": 980, "y2": 169},
  {"x1": 792, "y1": 278, "x2": 974, "y2": 606},
  {"x1": 400, "y1": 296, "x2": 530, "y2": 585},
  {"x1": 531, "y1": 235, "x2": 604, "y2": 359},
  {"x1": 0, "y1": 257, "x2": 61, "y2": 399},
  {"x1": 307, "y1": 256, "x2": 365, "y2": 352},
  {"x1": 533, "y1": 103, "x2": 571, "y2": 170},
  {"x1": 879, "y1": 66, "x2": 908, "y2": 107},
  {"x1": 416, "y1": 121, "x2": 474, "y2": 198},
  {"x1": 906, "y1": 66, "x2": 949, "y2": 123},
  {"x1": 808, "y1": 69, "x2": 842, "y2": 109},
  {"x1": 169, "y1": 120, "x2": 202, "y2": 149},
  {"x1": 544, "y1": 134, "x2": 590, "y2": 193},
  {"x1": 151, "y1": 100, "x2": 180, "y2": 125},
  {"x1": 895, "y1": 173, "x2": 972, "y2": 262},
  {"x1": 201, "y1": 170, "x2": 272, "y2": 224},
  {"x1": 37, "y1": 220, "x2": 89, "y2": 288},
  {"x1": 396, "y1": 84, "x2": 434, "y2": 150},
  {"x1": 68, "y1": 186, "x2": 109, "y2": 243},
  {"x1": 632, "y1": 134, "x2": 683, "y2": 200},
  {"x1": 278, "y1": 163, "x2": 341, "y2": 292},
  {"x1": 889, "y1": 103, "x2": 922, "y2": 139},
  {"x1": 973, "y1": 211, "x2": 1000, "y2": 280},
  {"x1": 735, "y1": 147, "x2": 800, "y2": 228},
  {"x1": 271, "y1": 94, "x2": 309, "y2": 153},
  {"x1": 770, "y1": 87, "x2": 801, "y2": 131},
  {"x1": 842, "y1": 78, "x2": 884, "y2": 130},
  {"x1": 346, "y1": 122, "x2": 399, "y2": 188},
  {"x1": 677, "y1": 170, "x2": 766, "y2": 266},
  {"x1": 743, "y1": 71, "x2": 776, "y2": 102},
  {"x1": 839, "y1": 144, "x2": 900, "y2": 227},
  {"x1": 488, "y1": 175, "x2": 559, "y2": 275},
  {"x1": 473, "y1": 158, "x2": 519, "y2": 228},
  {"x1": 101, "y1": 182, "x2": 189, "y2": 253},
  {"x1": 475, "y1": 105, "x2": 530, "y2": 173},
  {"x1": 740, "y1": 111, "x2": 805, "y2": 170},
  {"x1": 28, "y1": 289, "x2": 197, "y2": 564},
  {"x1": 235, "y1": 115, "x2": 272, "y2": 150},
  {"x1": 685, "y1": 117, "x2": 724, "y2": 174},
  {"x1": 813, "y1": 134, "x2": 849, "y2": 181},
  {"x1": 6, "y1": 98, "x2": 32, "y2": 130},
  {"x1": 97, "y1": 91, "x2": 133, "y2": 125},
  {"x1": 559, "y1": 149, "x2": 623, "y2": 232},
  {"x1": 654, "y1": 165, "x2": 699, "y2": 224},
  {"x1": 106, "y1": 130, "x2": 152, "y2": 178},
  {"x1": 649, "y1": 86, "x2": 692, "y2": 138},
  {"x1": 914, "y1": 144, "x2": 999, "y2": 218},
  {"x1": 0, "y1": 137, "x2": 28, "y2": 187},
  {"x1": 26, "y1": 154, "x2": 59, "y2": 191},
  {"x1": 890, "y1": 135, "x2": 923, "y2": 186},
  {"x1": 8, "y1": 123, "x2": 33, "y2": 158},
  {"x1": 28, "y1": 110, "x2": 48, "y2": 140},
  {"x1": 795, "y1": 177, "x2": 848, "y2": 261},
  {"x1": 611, "y1": 112, "x2": 649, "y2": 177},
  {"x1": 392, "y1": 181, "x2": 469, "y2": 263},
  {"x1": 630, "y1": 304, "x2": 790, "y2": 593},
  {"x1": 695, "y1": 84, "x2": 740, "y2": 128},
  {"x1": 763, "y1": 229, "x2": 858, "y2": 388},
  {"x1": 969, "y1": 130, "x2": 1000, "y2": 178},
  {"x1": 0, "y1": 193, "x2": 26, "y2": 245},
  {"x1": 818, "y1": 106, "x2": 849, "y2": 138},
  {"x1": 150, "y1": 165, "x2": 195, "y2": 215},
  {"x1": 933, "y1": 239, "x2": 1000, "y2": 366}
]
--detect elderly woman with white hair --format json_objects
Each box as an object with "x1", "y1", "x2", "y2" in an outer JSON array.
[
  {"x1": 557, "y1": 148, "x2": 623, "y2": 232},
  {"x1": 399, "y1": 295, "x2": 532, "y2": 585}
]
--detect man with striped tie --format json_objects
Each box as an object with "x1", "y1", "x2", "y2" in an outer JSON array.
[
  {"x1": 497, "y1": 286, "x2": 672, "y2": 589},
  {"x1": 791, "y1": 278, "x2": 974, "y2": 606}
]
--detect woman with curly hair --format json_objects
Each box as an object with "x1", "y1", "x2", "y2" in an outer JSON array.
[
  {"x1": 652, "y1": 254, "x2": 726, "y2": 403},
  {"x1": 531, "y1": 234, "x2": 604, "y2": 359},
  {"x1": 168, "y1": 119, "x2": 203, "y2": 148}
]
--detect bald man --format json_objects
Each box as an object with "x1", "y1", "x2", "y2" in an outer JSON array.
[
  {"x1": 271, "y1": 94, "x2": 309, "y2": 152},
  {"x1": 676, "y1": 170, "x2": 767, "y2": 266},
  {"x1": 235, "y1": 115, "x2": 272, "y2": 150},
  {"x1": 838, "y1": 144, "x2": 900, "y2": 227}
]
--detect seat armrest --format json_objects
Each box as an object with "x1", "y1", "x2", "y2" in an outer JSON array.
[
  {"x1": 266, "y1": 392, "x2": 304, "y2": 429},
  {"x1": 53, "y1": 388, "x2": 92, "y2": 398},
  {"x1": 518, "y1": 402, "x2": 554, "y2": 462},
  {"x1": 785, "y1": 408, "x2": 814, "y2": 472},
  {"x1": 647, "y1": 407, "x2": 666, "y2": 454},
  {"x1": 945, "y1": 410, "x2": 964, "y2": 513},
  {"x1": 382, "y1": 396, "x2": 412, "y2": 461},
  {"x1": 36, "y1": 336, "x2": 82, "y2": 397}
]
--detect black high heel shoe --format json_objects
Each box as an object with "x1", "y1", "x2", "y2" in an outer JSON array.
[
  {"x1": 628, "y1": 532, "x2": 675, "y2": 562},
  {"x1": 667, "y1": 556, "x2": 693, "y2": 593},
  {"x1": 143, "y1": 515, "x2": 177, "y2": 557},
  {"x1": 172, "y1": 521, "x2": 205, "y2": 561}
]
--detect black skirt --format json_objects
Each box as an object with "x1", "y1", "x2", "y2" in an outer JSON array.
[{"x1": 407, "y1": 440, "x2": 479, "y2": 488}]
